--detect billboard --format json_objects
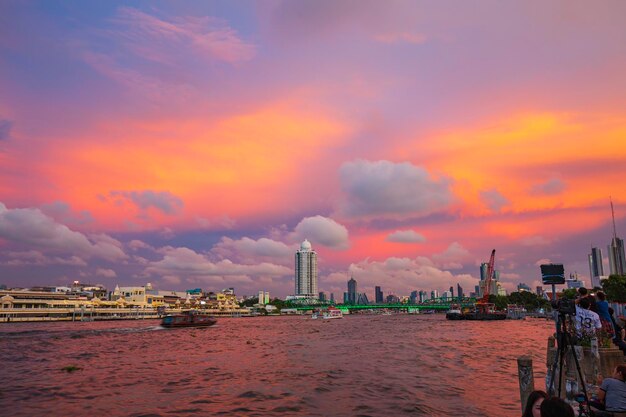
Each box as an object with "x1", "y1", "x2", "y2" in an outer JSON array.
[{"x1": 540, "y1": 264, "x2": 565, "y2": 285}]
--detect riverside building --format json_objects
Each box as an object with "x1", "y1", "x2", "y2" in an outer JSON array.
[
  {"x1": 294, "y1": 239, "x2": 318, "y2": 299},
  {"x1": 588, "y1": 246, "x2": 604, "y2": 289}
]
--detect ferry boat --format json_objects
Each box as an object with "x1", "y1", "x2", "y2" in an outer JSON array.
[
  {"x1": 323, "y1": 307, "x2": 343, "y2": 320},
  {"x1": 445, "y1": 305, "x2": 463, "y2": 320},
  {"x1": 161, "y1": 311, "x2": 217, "y2": 328}
]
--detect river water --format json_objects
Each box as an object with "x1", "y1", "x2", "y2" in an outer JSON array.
[{"x1": 0, "y1": 315, "x2": 553, "y2": 417}]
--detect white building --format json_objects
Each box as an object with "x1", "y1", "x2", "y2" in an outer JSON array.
[
  {"x1": 295, "y1": 239, "x2": 318, "y2": 299},
  {"x1": 258, "y1": 291, "x2": 270, "y2": 305}
]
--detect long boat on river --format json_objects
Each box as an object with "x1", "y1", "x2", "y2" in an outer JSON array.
[{"x1": 161, "y1": 311, "x2": 217, "y2": 328}]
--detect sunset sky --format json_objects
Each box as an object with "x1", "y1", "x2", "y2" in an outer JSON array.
[{"x1": 1, "y1": 1, "x2": 625, "y2": 298}]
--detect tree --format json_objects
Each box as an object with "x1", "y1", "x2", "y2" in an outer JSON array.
[
  {"x1": 602, "y1": 275, "x2": 626, "y2": 303},
  {"x1": 561, "y1": 288, "x2": 578, "y2": 300}
]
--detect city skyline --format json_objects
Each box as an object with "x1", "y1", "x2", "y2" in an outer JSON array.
[{"x1": 1, "y1": 2, "x2": 626, "y2": 298}]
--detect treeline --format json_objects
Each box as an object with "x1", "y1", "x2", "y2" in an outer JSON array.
[{"x1": 488, "y1": 291, "x2": 551, "y2": 311}]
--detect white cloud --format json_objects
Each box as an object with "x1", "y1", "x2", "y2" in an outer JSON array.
[
  {"x1": 385, "y1": 230, "x2": 426, "y2": 243},
  {"x1": 321, "y1": 256, "x2": 478, "y2": 298},
  {"x1": 110, "y1": 190, "x2": 183, "y2": 215},
  {"x1": 292, "y1": 215, "x2": 350, "y2": 249},
  {"x1": 96, "y1": 268, "x2": 117, "y2": 278},
  {"x1": 128, "y1": 239, "x2": 154, "y2": 251},
  {"x1": 196, "y1": 215, "x2": 236, "y2": 230},
  {"x1": 338, "y1": 160, "x2": 453, "y2": 219},
  {"x1": 3, "y1": 250, "x2": 87, "y2": 266},
  {"x1": 144, "y1": 247, "x2": 291, "y2": 286},
  {"x1": 534, "y1": 258, "x2": 552, "y2": 266},
  {"x1": 432, "y1": 242, "x2": 472, "y2": 270},
  {"x1": 213, "y1": 237, "x2": 294, "y2": 261},
  {"x1": 0, "y1": 203, "x2": 127, "y2": 262}
]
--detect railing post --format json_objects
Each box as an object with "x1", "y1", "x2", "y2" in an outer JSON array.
[{"x1": 518, "y1": 356, "x2": 535, "y2": 412}]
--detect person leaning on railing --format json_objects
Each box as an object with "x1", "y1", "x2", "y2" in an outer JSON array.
[
  {"x1": 608, "y1": 307, "x2": 626, "y2": 355},
  {"x1": 589, "y1": 365, "x2": 626, "y2": 416}
]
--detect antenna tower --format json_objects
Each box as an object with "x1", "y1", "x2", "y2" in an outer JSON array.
[{"x1": 611, "y1": 197, "x2": 617, "y2": 239}]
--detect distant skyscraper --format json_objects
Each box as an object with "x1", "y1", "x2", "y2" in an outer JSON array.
[
  {"x1": 356, "y1": 293, "x2": 369, "y2": 304},
  {"x1": 456, "y1": 283, "x2": 464, "y2": 300},
  {"x1": 347, "y1": 277, "x2": 357, "y2": 304},
  {"x1": 480, "y1": 263, "x2": 489, "y2": 280},
  {"x1": 375, "y1": 286, "x2": 383, "y2": 304},
  {"x1": 588, "y1": 247, "x2": 604, "y2": 288},
  {"x1": 449, "y1": 286, "x2": 454, "y2": 298},
  {"x1": 330, "y1": 293, "x2": 335, "y2": 303},
  {"x1": 608, "y1": 199, "x2": 626, "y2": 276},
  {"x1": 318, "y1": 292, "x2": 326, "y2": 302},
  {"x1": 295, "y1": 239, "x2": 318, "y2": 299},
  {"x1": 431, "y1": 290, "x2": 438, "y2": 300},
  {"x1": 409, "y1": 290, "x2": 418, "y2": 304},
  {"x1": 418, "y1": 290, "x2": 427, "y2": 303}
]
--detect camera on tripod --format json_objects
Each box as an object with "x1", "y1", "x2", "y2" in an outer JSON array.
[{"x1": 551, "y1": 298, "x2": 576, "y2": 315}]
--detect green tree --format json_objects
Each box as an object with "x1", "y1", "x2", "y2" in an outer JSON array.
[
  {"x1": 561, "y1": 288, "x2": 578, "y2": 300},
  {"x1": 602, "y1": 275, "x2": 626, "y2": 303},
  {"x1": 487, "y1": 294, "x2": 509, "y2": 310}
]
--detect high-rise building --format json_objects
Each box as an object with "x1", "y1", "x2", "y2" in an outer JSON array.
[
  {"x1": 418, "y1": 290, "x2": 427, "y2": 303},
  {"x1": 330, "y1": 293, "x2": 335, "y2": 303},
  {"x1": 356, "y1": 293, "x2": 369, "y2": 304},
  {"x1": 257, "y1": 290, "x2": 270, "y2": 304},
  {"x1": 442, "y1": 290, "x2": 452, "y2": 300},
  {"x1": 479, "y1": 262, "x2": 499, "y2": 297},
  {"x1": 347, "y1": 277, "x2": 357, "y2": 304},
  {"x1": 608, "y1": 199, "x2": 626, "y2": 276},
  {"x1": 588, "y1": 247, "x2": 604, "y2": 289},
  {"x1": 456, "y1": 283, "x2": 464, "y2": 300},
  {"x1": 386, "y1": 294, "x2": 399, "y2": 303},
  {"x1": 318, "y1": 292, "x2": 326, "y2": 302},
  {"x1": 431, "y1": 290, "x2": 438, "y2": 300},
  {"x1": 449, "y1": 286, "x2": 454, "y2": 299},
  {"x1": 409, "y1": 290, "x2": 418, "y2": 304},
  {"x1": 375, "y1": 286, "x2": 383, "y2": 304},
  {"x1": 295, "y1": 239, "x2": 318, "y2": 299}
]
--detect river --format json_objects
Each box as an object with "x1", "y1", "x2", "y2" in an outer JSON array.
[{"x1": 0, "y1": 314, "x2": 553, "y2": 417}]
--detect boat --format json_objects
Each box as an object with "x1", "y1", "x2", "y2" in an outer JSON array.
[
  {"x1": 161, "y1": 311, "x2": 217, "y2": 328},
  {"x1": 506, "y1": 304, "x2": 526, "y2": 320},
  {"x1": 311, "y1": 310, "x2": 321, "y2": 320},
  {"x1": 445, "y1": 305, "x2": 463, "y2": 320},
  {"x1": 322, "y1": 307, "x2": 343, "y2": 320}
]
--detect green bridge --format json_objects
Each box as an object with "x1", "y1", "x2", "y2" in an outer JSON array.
[{"x1": 289, "y1": 297, "x2": 477, "y2": 312}]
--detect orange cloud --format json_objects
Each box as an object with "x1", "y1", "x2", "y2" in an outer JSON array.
[
  {"x1": 407, "y1": 112, "x2": 626, "y2": 216},
  {"x1": 42, "y1": 104, "x2": 348, "y2": 229}
]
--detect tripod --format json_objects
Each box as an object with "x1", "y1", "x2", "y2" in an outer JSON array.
[{"x1": 548, "y1": 311, "x2": 592, "y2": 416}]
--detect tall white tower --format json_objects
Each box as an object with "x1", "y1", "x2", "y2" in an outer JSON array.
[{"x1": 295, "y1": 239, "x2": 318, "y2": 299}]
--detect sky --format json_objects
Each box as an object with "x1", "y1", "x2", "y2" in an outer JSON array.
[{"x1": 1, "y1": 0, "x2": 626, "y2": 298}]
